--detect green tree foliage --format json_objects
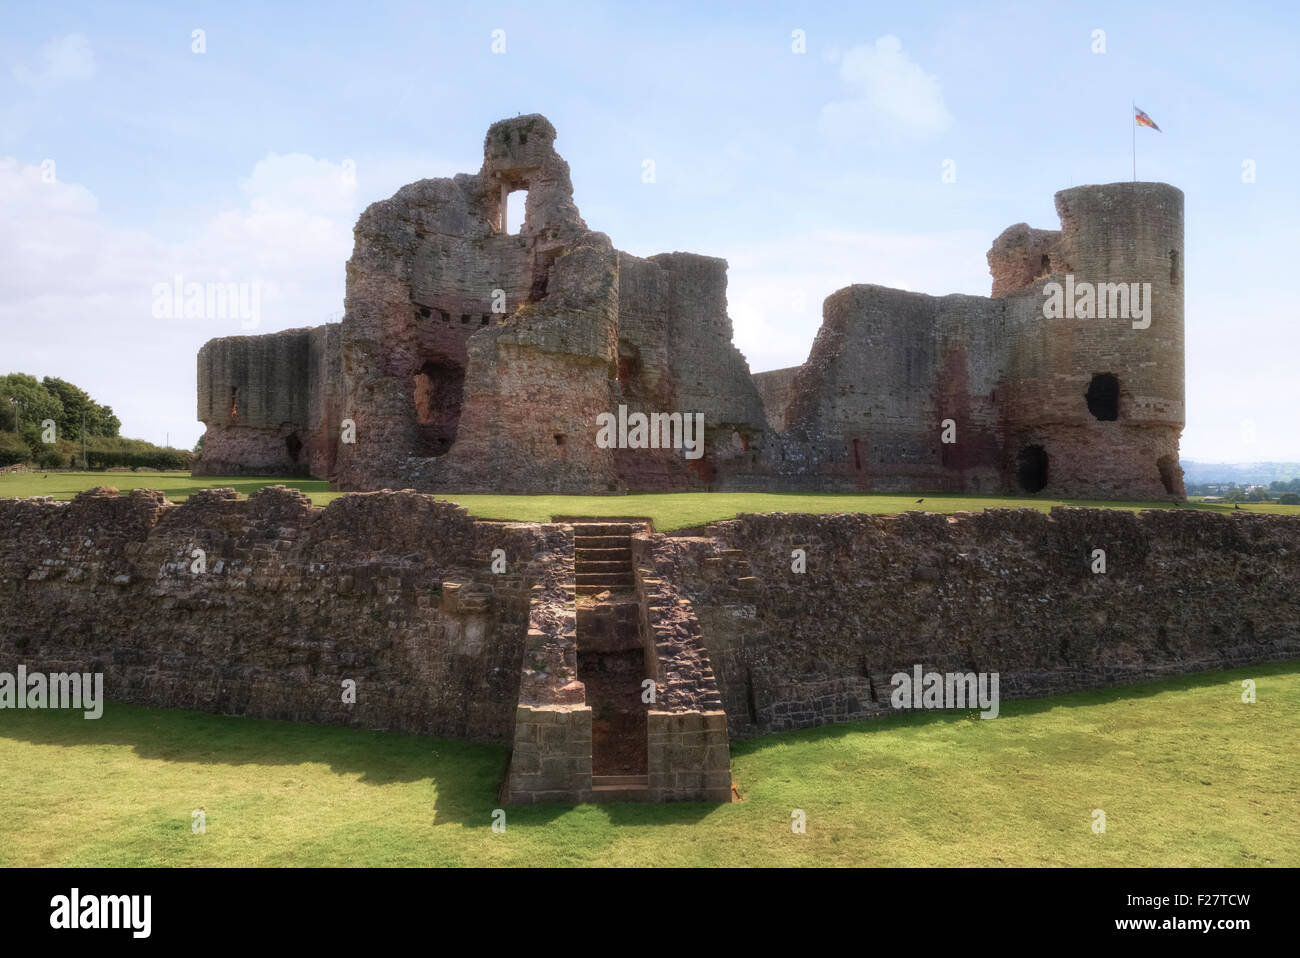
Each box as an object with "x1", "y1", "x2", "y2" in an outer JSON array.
[
  {"x1": 41, "y1": 376, "x2": 121, "y2": 440},
  {"x1": 0, "y1": 373, "x2": 178, "y2": 470},
  {"x1": 0, "y1": 373, "x2": 64, "y2": 440},
  {"x1": 0, "y1": 431, "x2": 31, "y2": 467}
]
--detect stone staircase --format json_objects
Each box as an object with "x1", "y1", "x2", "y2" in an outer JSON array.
[
  {"x1": 574, "y1": 522, "x2": 636, "y2": 595},
  {"x1": 590, "y1": 773, "x2": 651, "y2": 802}
]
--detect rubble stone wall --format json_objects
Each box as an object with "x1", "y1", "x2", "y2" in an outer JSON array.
[
  {"x1": 8, "y1": 490, "x2": 1290, "y2": 755},
  {"x1": 661, "y1": 508, "x2": 1300, "y2": 738},
  {"x1": 0, "y1": 486, "x2": 570, "y2": 743}
]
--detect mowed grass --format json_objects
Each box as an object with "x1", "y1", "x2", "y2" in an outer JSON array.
[
  {"x1": 0, "y1": 663, "x2": 1295, "y2": 867},
  {"x1": 3, "y1": 472, "x2": 1297, "y2": 532}
]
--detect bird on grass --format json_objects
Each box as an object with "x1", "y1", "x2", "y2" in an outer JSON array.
[
  {"x1": 915, "y1": 498, "x2": 924, "y2": 504},
  {"x1": 1234, "y1": 503, "x2": 1241, "y2": 510}
]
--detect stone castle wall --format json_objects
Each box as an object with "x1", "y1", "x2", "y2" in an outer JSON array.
[
  {"x1": 750, "y1": 366, "x2": 801, "y2": 431},
  {"x1": 195, "y1": 324, "x2": 341, "y2": 478},
  {"x1": 777, "y1": 289, "x2": 1008, "y2": 492},
  {"x1": 657, "y1": 508, "x2": 1299, "y2": 738},
  {"x1": 0, "y1": 486, "x2": 569, "y2": 743},
  {"x1": 191, "y1": 116, "x2": 1186, "y2": 501},
  {"x1": 999, "y1": 183, "x2": 1186, "y2": 499},
  {"x1": 3, "y1": 488, "x2": 1297, "y2": 779},
  {"x1": 772, "y1": 183, "x2": 1184, "y2": 498}
]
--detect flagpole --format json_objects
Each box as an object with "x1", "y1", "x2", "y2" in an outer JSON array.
[{"x1": 1132, "y1": 99, "x2": 1136, "y2": 181}]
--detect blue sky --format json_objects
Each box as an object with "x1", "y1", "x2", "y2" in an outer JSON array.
[{"x1": 2, "y1": 0, "x2": 1297, "y2": 459}]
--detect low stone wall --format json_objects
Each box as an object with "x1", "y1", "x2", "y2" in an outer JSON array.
[
  {"x1": 506, "y1": 705, "x2": 593, "y2": 804},
  {"x1": 632, "y1": 534, "x2": 725, "y2": 712},
  {"x1": 654, "y1": 508, "x2": 1300, "y2": 738},
  {"x1": 647, "y1": 711, "x2": 731, "y2": 802},
  {"x1": 4, "y1": 488, "x2": 1298, "y2": 801},
  {"x1": 0, "y1": 486, "x2": 568, "y2": 743}
]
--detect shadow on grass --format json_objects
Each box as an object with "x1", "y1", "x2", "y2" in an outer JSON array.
[
  {"x1": 0, "y1": 702, "x2": 728, "y2": 828},
  {"x1": 0, "y1": 701, "x2": 504, "y2": 825},
  {"x1": 730, "y1": 660, "x2": 1300, "y2": 758},
  {"x1": 5, "y1": 661, "x2": 1294, "y2": 830}
]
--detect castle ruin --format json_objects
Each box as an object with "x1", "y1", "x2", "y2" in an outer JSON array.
[
  {"x1": 194, "y1": 114, "x2": 1185, "y2": 499},
  {"x1": 13, "y1": 121, "x2": 1299, "y2": 814}
]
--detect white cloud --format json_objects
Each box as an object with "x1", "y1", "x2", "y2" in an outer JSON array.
[
  {"x1": 13, "y1": 34, "x2": 96, "y2": 90},
  {"x1": 239, "y1": 153, "x2": 358, "y2": 216},
  {"x1": 0, "y1": 157, "x2": 98, "y2": 214},
  {"x1": 0, "y1": 148, "x2": 476, "y2": 447},
  {"x1": 821, "y1": 35, "x2": 954, "y2": 140},
  {"x1": 0, "y1": 154, "x2": 363, "y2": 448},
  {"x1": 722, "y1": 227, "x2": 991, "y2": 372}
]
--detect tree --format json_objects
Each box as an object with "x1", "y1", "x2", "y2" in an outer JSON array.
[
  {"x1": 40, "y1": 376, "x2": 120, "y2": 440},
  {"x1": 95, "y1": 404, "x2": 122, "y2": 437},
  {"x1": 0, "y1": 373, "x2": 63, "y2": 437}
]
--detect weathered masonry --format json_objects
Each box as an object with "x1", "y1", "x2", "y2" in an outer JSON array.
[
  {"x1": 507, "y1": 521, "x2": 729, "y2": 804},
  {"x1": 195, "y1": 115, "x2": 1184, "y2": 500},
  {"x1": 4, "y1": 488, "x2": 1298, "y2": 803}
]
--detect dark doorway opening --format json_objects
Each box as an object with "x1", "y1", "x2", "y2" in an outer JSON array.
[
  {"x1": 284, "y1": 432, "x2": 302, "y2": 463},
  {"x1": 616, "y1": 340, "x2": 642, "y2": 397},
  {"x1": 1085, "y1": 373, "x2": 1120, "y2": 421},
  {"x1": 412, "y1": 358, "x2": 466, "y2": 455},
  {"x1": 688, "y1": 454, "x2": 718, "y2": 488},
  {"x1": 1018, "y1": 444, "x2": 1049, "y2": 493}
]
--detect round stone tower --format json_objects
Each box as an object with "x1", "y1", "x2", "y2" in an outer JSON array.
[{"x1": 1000, "y1": 182, "x2": 1185, "y2": 498}]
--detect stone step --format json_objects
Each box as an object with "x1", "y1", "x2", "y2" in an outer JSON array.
[
  {"x1": 574, "y1": 560, "x2": 631, "y2": 574},
  {"x1": 574, "y1": 547, "x2": 632, "y2": 561},
  {"x1": 573, "y1": 523, "x2": 636, "y2": 536},
  {"x1": 577, "y1": 584, "x2": 635, "y2": 595},
  {"x1": 574, "y1": 535, "x2": 632, "y2": 548},
  {"x1": 590, "y1": 775, "x2": 652, "y2": 803},
  {"x1": 575, "y1": 573, "x2": 635, "y2": 585},
  {"x1": 592, "y1": 774, "x2": 648, "y2": 787}
]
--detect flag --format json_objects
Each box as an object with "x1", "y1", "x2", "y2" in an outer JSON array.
[{"x1": 1135, "y1": 107, "x2": 1161, "y2": 131}]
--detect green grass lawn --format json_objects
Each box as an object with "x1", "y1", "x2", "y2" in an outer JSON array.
[
  {"x1": 3, "y1": 471, "x2": 1297, "y2": 532},
  {"x1": 1, "y1": 663, "x2": 1295, "y2": 867}
]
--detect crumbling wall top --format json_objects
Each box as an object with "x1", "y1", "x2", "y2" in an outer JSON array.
[{"x1": 987, "y1": 223, "x2": 1062, "y2": 298}]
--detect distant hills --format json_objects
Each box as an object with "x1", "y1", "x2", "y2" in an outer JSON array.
[{"x1": 1181, "y1": 461, "x2": 1300, "y2": 486}]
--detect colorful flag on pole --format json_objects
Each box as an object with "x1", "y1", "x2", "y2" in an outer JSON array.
[{"x1": 1135, "y1": 107, "x2": 1161, "y2": 131}]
